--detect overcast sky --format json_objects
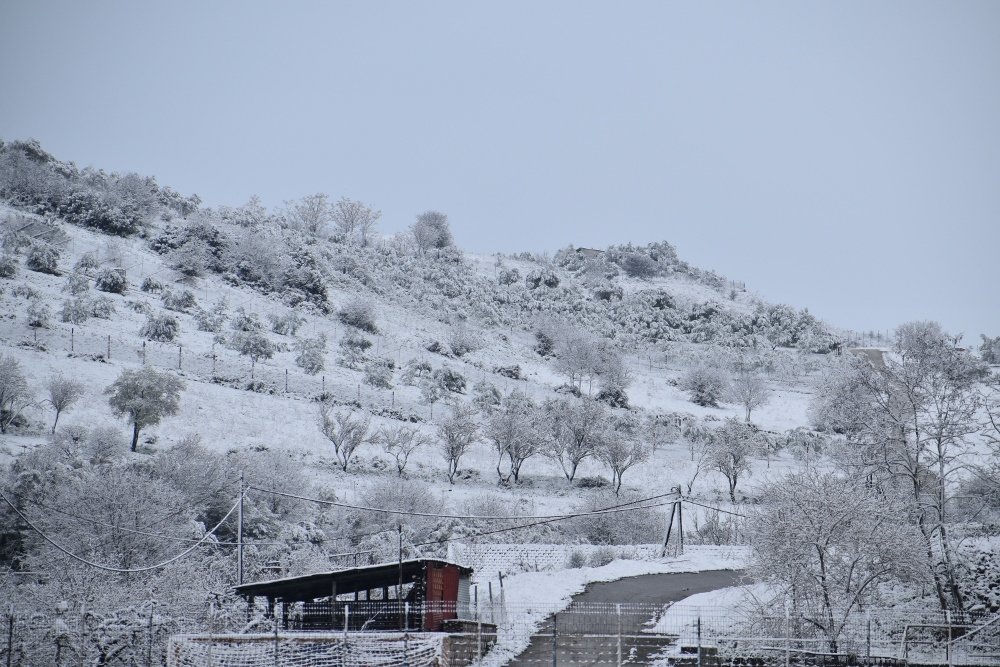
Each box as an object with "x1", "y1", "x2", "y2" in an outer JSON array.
[{"x1": 2, "y1": 1, "x2": 998, "y2": 340}]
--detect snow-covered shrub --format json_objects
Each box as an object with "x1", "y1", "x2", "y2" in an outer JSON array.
[
  {"x1": 194, "y1": 300, "x2": 228, "y2": 332},
  {"x1": 90, "y1": 295, "x2": 116, "y2": 319},
  {"x1": 494, "y1": 365, "x2": 521, "y2": 380},
  {"x1": 162, "y1": 289, "x2": 197, "y2": 313},
  {"x1": 141, "y1": 314, "x2": 180, "y2": 342},
  {"x1": 11, "y1": 283, "x2": 38, "y2": 300},
  {"x1": 593, "y1": 285, "x2": 623, "y2": 301},
  {"x1": 472, "y1": 380, "x2": 501, "y2": 412},
  {"x1": 338, "y1": 297, "x2": 378, "y2": 333},
  {"x1": 27, "y1": 299, "x2": 50, "y2": 328},
  {"x1": 596, "y1": 386, "x2": 629, "y2": 409},
  {"x1": 435, "y1": 366, "x2": 466, "y2": 394},
  {"x1": 141, "y1": 276, "x2": 163, "y2": 293},
  {"x1": 64, "y1": 271, "x2": 90, "y2": 295},
  {"x1": 231, "y1": 306, "x2": 263, "y2": 332},
  {"x1": 25, "y1": 244, "x2": 60, "y2": 274},
  {"x1": 571, "y1": 491, "x2": 661, "y2": 544},
  {"x1": 74, "y1": 251, "x2": 99, "y2": 272},
  {"x1": 525, "y1": 268, "x2": 559, "y2": 289},
  {"x1": 269, "y1": 310, "x2": 305, "y2": 336},
  {"x1": 400, "y1": 358, "x2": 432, "y2": 385},
  {"x1": 680, "y1": 364, "x2": 729, "y2": 407},
  {"x1": 294, "y1": 335, "x2": 326, "y2": 375},
  {"x1": 338, "y1": 333, "x2": 369, "y2": 369},
  {"x1": 0, "y1": 254, "x2": 17, "y2": 278},
  {"x1": 566, "y1": 550, "x2": 587, "y2": 569},
  {"x1": 498, "y1": 267, "x2": 520, "y2": 286},
  {"x1": 448, "y1": 325, "x2": 480, "y2": 357},
  {"x1": 364, "y1": 357, "x2": 394, "y2": 389},
  {"x1": 60, "y1": 297, "x2": 90, "y2": 324},
  {"x1": 621, "y1": 252, "x2": 658, "y2": 279},
  {"x1": 588, "y1": 546, "x2": 617, "y2": 567},
  {"x1": 94, "y1": 267, "x2": 127, "y2": 294}
]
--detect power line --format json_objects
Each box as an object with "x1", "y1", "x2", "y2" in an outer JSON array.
[
  {"x1": 681, "y1": 497, "x2": 748, "y2": 518},
  {"x1": 410, "y1": 496, "x2": 678, "y2": 549},
  {"x1": 247, "y1": 486, "x2": 678, "y2": 521},
  {"x1": 5, "y1": 490, "x2": 283, "y2": 547},
  {"x1": 0, "y1": 488, "x2": 239, "y2": 574}
]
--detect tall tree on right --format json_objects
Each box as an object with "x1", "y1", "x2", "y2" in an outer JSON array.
[{"x1": 811, "y1": 321, "x2": 988, "y2": 612}]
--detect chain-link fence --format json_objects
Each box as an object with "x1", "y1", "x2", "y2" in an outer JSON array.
[{"x1": 5, "y1": 599, "x2": 998, "y2": 667}]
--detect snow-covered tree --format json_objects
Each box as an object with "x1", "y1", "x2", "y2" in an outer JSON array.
[
  {"x1": 332, "y1": 197, "x2": 381, "y2": 246},
  {"x1": 374, "y1": 425, "x2": 431, "y2": 477},
  {"x1": 542, "y1": 397, "x2": 607, "y2": 484},
  {"x1": 105, "y1": 367, "x2": 184, "y2": 451},
  {"x1": 484, "y1": 391, "x2": 542, "y2": 484},
  {"x1": 727, "y1": 369, "x2": 770, "y2": 423},
  {"x1": 317, "y1": 404, "x2": 371, "y2": 472},
  {"x1": 438, "y1": 402, "x2": 478, "y2": 484},
  {"x1": 411, "y1": 210, "x2": 453, "y2": 254},
  {"x1": 680, "y1": 363, "x2": 728, "y2": 407},
  {"x1": 705, "y1": 418, "x2": 760, "y2": 502},
  {"x1": 47, "y1": 374, "x2": 85, "y2": 434},
  {"x1": 749, "y1": 470, "x2": 925, "y2": 654},
  {"x1": 0, "y1": 354, "x2": 33, "y2": 433},
  {"x1": 597, "y1": 414, "x2": 652, "y2": 495},
  {"x1": 230, "y1": 330, "x2": 275, "y2": 379},
  {"x1": 813, "y1": 321, "x2": 988, "y2": 611}
]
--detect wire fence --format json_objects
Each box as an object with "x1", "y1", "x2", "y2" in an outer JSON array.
[
  {"x1": 4, "y1": 599, "x2": 998, "y2": 666},
  {"x1": 0, "y1": 317, "x2": 425, "y2": 420}
]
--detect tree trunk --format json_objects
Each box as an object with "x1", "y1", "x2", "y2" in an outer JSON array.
[
  {"x1": 52, "y1": 409, "x2": 62, "y2": 434},
  {"x1": 131, "y1": 421, "x2": 141, "y2": 452}
]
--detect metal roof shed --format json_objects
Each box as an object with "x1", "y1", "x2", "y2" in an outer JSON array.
[{"x1": 233, "y1": 558, "x2": 475, "y2": 632}]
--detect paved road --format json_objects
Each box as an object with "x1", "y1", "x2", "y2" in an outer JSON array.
[{"x1": 507, "y1": 570, "x2": 744, "y2": 666}]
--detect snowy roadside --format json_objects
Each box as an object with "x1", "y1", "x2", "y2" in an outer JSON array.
[{"x1": 477, "y1": 546, "x2": 749, "y2": 666}]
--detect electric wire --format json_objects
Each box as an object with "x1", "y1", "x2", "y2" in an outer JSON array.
[
  {"x1": 0, "y1": 488, "x2": 239, "y2": 573},
  {"x1": 247, "y1": 486, "x2": 679, "y2": 521}
]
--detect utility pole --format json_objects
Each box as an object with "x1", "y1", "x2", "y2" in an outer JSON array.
[
  {"x1": 237, "y1": 472, "x2": 245, "y2": 586},
  {"x1": 397, "y1": 524, "x2": 404, "y2": 631}
]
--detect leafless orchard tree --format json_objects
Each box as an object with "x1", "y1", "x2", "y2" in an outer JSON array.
[
  {"x1": 705, "y1": 418, "x2": 760, "y2": 503},
  {"x1": 727, "y1": 369, "x2": 770, "y2": 423},
  {"x1": 597, "y1": 414, "x2": 653, "y2": 495},
  {"x1": 438, "y1": 402, "x2": 478, "y2": 484},
  {"x1": 542, "y1": 397, "x2": 607, "y2": 484},
  {"x1": 374, "y1": 425, "x2": 431, "y2": 477},
  {"x1": 484, "y1": 391, "x2": 542, "y2": 485},
  {"x1": 317, "y1": 403, "x2": 371, "y2": 471},
  {"x1": 47, "y1": 373, "x2": 85, "y2": 433}
]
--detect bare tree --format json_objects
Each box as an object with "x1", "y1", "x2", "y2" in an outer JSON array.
[
  {"x1": 0, "y1": 354, "x2": 33, "y2": 434},
  {"x1": 705, "y1": 418, "x2": 760, "y2": 503},
  {"x1": 438, "y1": 402, "x2": 478, "y2": 484},
  {"x1": 47, "y1": 374, "x2": 85, "y2": 433},
  {"x1": 542, "y1": 397, "x2": 607, "y2": 484},
  {"x1": 727, "y1": 369, "x2": 770, "y2": 423},
  {"x1": 317, "y1": 403, "x2": 371, "y2": 472},
  {"x1": 597, "y1": 414, "x2": 653, "y2": 495},
  {"x1": 332, "y1": 197, "x2": 381, "y2": 246},
  {"x1": 553, "y1": 331, "x2": 601, "y2": 392},
  {"x1": 374, "y1": 425, "x2": 430, "y2": 476},
  {"x1": 287, "y1": 193, "x2": 333, "y2": 235},
  {"x1": 484, "y1": 391, "x2": 541, "y2": 485}
]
